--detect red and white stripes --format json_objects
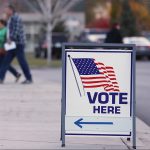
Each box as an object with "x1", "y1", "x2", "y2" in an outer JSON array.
[{"x1": 80, "y1": 61, "x2": 120, "y2": 92}]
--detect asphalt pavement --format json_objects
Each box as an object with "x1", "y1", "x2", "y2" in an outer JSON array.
[{"x1": 136, "y1": 61, "x2": 150, "y2": 126}]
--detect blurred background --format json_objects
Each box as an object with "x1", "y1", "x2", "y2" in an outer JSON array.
[
  {"x1": 0, "y1": 1, "x2": 150, "y2": 148},
  {"x1": 1, "y1": 0, "x2": 150, "y2": 67}
]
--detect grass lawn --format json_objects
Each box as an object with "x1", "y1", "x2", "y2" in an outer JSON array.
[{"x1": 12, "y1": 53, "x2": 61, "y2": 68}]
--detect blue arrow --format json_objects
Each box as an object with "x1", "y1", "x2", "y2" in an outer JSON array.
[{"x1": 74, "y1": 118, "x2": 113, "y2": 128}]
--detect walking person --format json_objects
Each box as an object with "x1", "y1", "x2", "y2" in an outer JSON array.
[
  {"x1": 0, "y1": 19, "x2": 21, "y2": 83},
  {"x1": 105, "y1": 22, "x2": 123, "y2": 43},
  {"x1": 0, "y1": 5, "x2": 32, "y2": 84}
]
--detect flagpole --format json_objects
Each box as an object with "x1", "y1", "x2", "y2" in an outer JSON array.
[{"x1": 68, "y1": 55, "x2": 82, "y2": 97}]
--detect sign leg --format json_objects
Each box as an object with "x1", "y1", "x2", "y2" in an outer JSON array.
[
  {"x1": 132, "y1": 46, "x2": 136, "y2": 149},
  {"x1": 61, "y1": 100, "x2": 66, "y2": 147},
  {"x1": 61, "y1": 113, "x2": 65, "y2": 147},
  {"x1": 60, "y1": 99, "x2": 62, "y2": 141},
  {"x1": 61, "y1": 45, "x2": 66, "y2": 147},
  {"x1": 133, "y1": 146, "x2": 136, "y2": 149}
]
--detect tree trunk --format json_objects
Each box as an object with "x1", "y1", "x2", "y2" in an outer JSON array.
[
  {"x1": 47, "y1": 21, "x2": 52, "y2": 64},
  {"x1": 46, "y1": 0, "x2": 52, "y2": 64}
]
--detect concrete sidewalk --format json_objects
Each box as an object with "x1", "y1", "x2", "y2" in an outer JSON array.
[{"x1": 0, "y1": 68, "x2": 149, "y2": 149}]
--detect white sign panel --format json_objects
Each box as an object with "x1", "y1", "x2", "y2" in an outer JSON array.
[{"x1": 64, "y1": 48, "x2": 133, "y2": 136}]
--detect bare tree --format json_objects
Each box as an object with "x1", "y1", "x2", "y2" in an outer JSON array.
[
  {"x1": 0, "y1": 0, "x2": 80, "y2": 64},
  {"x1": 26, "y1": 0, "x2": 81, "y2": 64}
]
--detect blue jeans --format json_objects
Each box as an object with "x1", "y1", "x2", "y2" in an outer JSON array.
[
  {"x1": 0, "y1": 44, "x2": 32, "y2": 81},
  {"x1": 0, "y1": 55, "x2": 18, "y2": 78}
]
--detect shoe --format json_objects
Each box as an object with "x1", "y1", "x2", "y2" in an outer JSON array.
[
  {"x1": 21, "y1": 80, "x2": 33, "y2": 84},
  {"x1": 0, "y1": 80, "x2": 3, "y2": 84},
  {"x1": 16, "y1": 73, "x2": 21, "y2": 83}
]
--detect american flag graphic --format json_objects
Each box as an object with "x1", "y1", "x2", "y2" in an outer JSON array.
[{"x1": 72, "y1": 58, "x2": 120, "y2": 92}]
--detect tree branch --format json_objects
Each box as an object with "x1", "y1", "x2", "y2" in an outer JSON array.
[
  {"x1": 23, "y1": 0, "x2": 39, "y2": 13},
  {"x1": 52, "y1": 15, "x2": 63, "y2": 30},
  {"x1": 37, "y1": 0, "x2": 48, "y2": 16},
  {"x1": 52, "y1": 0, "x2": 63, "y2": 14},
  {"x1": 52, "y1": 0, "x2": 80, "y2": 22}
]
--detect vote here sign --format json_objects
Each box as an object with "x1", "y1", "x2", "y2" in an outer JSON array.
[{"x1": 63, "y1": 45, "x2": 135, "y2": 137}]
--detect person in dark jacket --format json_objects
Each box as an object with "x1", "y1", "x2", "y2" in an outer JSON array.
[
  {"x1": 105, "y1": 23, "x2": 123, "y2": 43},
  {"x1": 0, "y1": 5, "x2": 32, "y2": 84}
]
